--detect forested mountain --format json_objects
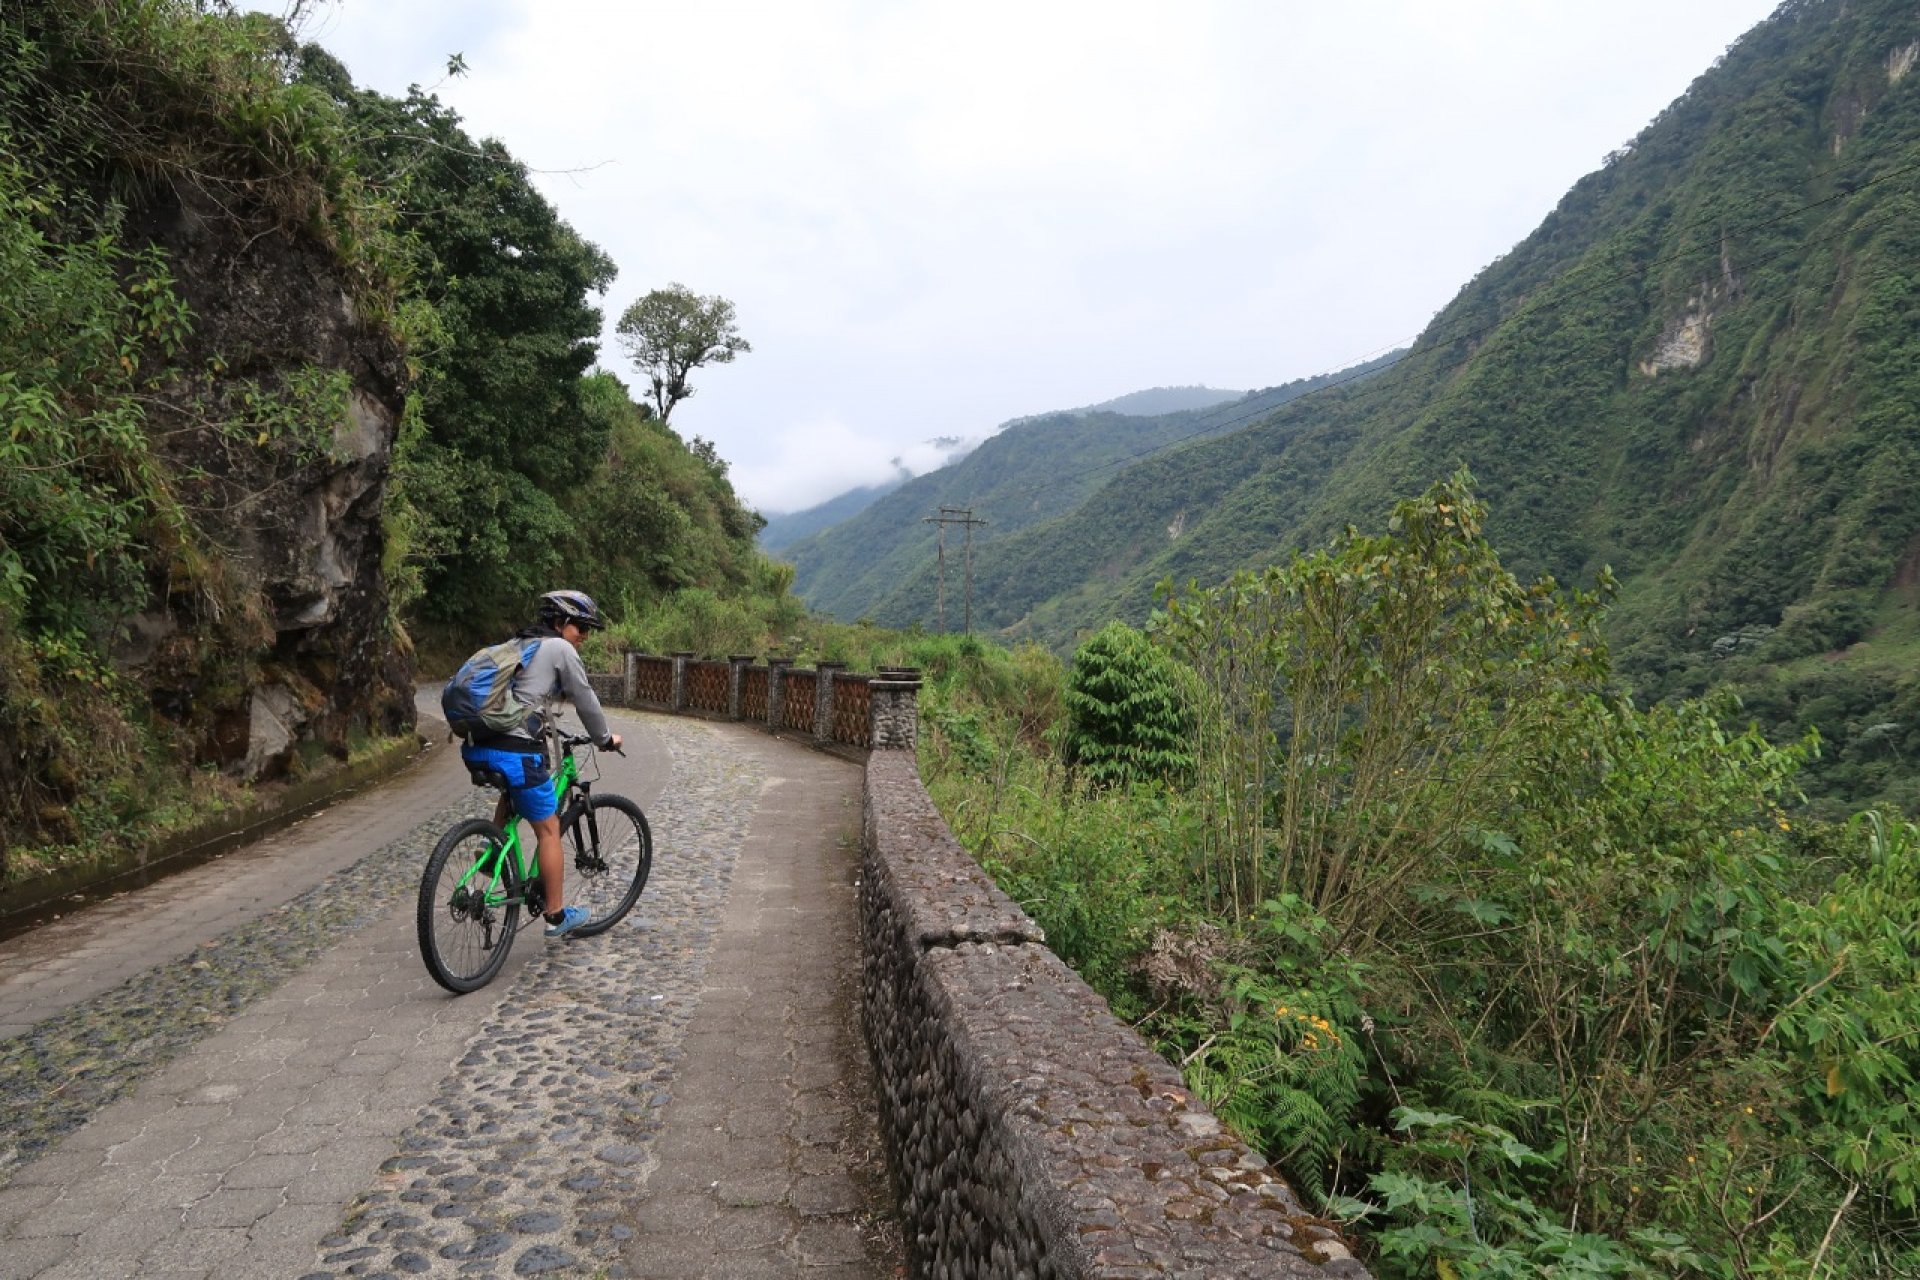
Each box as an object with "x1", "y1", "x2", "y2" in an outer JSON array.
[
  {"x1": 0, "y1": 2, "x2": 765, "y2": 872},
  {"x1": 781, "y1": 355, "x2": 1402, "y2": 622},
  {"x1": 855, "y1": 0, "x2": 1920, "y2": 812},
  {"x1": 764, "y1": 388, "x2": 1243, "y2": 555}
]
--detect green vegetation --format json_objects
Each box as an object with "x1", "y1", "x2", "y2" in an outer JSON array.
[
  {"x1": 922, "y1": 478, "x2": 1920, "y2": 1277},
  {"x1": 291, "y1": 52, "x2": 765, "y2": 645},
  {"x1": 1060, "y1": 621, "x2": 1192, "y2": 789},
  {"x1": 0, "y1": 156, "x2": 198, "y2": 870},
  {"x1": 0, "y1": 0, "x2": 408, "y2": 870},
  {"x1": 0, "y1": 2, "x2": 774, "y2": 876}
]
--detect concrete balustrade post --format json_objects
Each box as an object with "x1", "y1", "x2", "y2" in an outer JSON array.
[
  {"x1": 727, "y1": 655, "x2": 755, "y2": 721},
  {"x1": 670, "y1": 651, "x2": 694, "y2": 713},
  {"x1": 766, "y1": 657, "x2": 794, "y2": 732},
  {"x1": 868, "y1": 668, "x2": 922, "y2": 750},
  {"x1": 622, "y1": 650, "x2": 638, "y2": 706}
]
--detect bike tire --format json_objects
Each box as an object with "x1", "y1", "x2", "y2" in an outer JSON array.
[
  {"x1": 418, "y1": 817, "x2": 522, "y2": 993},
  {"x1": 563, "y1": 793, "x2": 652, "y2": 937}
]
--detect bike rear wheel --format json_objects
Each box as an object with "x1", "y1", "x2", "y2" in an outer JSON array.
[
  {"x1": 564, "y1": 794, "x2": 652, "y2": 937},
  {"x1": 418, "y1": 818, "x2": 522, "y2": 993}
]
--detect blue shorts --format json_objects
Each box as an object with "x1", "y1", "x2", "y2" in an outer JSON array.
[{"x1": 460, "y1": 744, "x2": 558, "y2": 822}]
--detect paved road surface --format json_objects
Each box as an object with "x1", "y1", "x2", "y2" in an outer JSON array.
[{"x1": 0, "y1": 695, "x2": 899, "y2": 1279}]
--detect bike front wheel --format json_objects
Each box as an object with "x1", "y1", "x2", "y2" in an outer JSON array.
[
  {"x1": 564, "y1": 794, "x2": 652, "y2": 937},
  {"x1": 418, "y1": 818, "x2": 521, "y2": 993}
]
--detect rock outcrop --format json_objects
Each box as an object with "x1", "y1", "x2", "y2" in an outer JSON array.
[{"x1": 123, "y1": 184, "x2": 413, "y2": 781}]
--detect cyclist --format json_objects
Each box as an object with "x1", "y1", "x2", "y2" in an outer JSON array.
[{"x1": 459, "y1": 589, "x2": 624, "y2": 938}]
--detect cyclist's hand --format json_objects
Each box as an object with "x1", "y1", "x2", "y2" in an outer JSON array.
[{"x1": 605, "y1": 733, "x2": 625, "y2": 755}]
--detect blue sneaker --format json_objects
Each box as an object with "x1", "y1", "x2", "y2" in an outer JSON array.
[{"x1": 543, "y1": 906, "x2": 588, "y2": 938}]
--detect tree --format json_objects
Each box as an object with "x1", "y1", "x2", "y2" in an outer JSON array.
[
  {"x1": 297, "y1": 54, "x2": 618, "y2": 626},
  {"x1": 1061, "y1": 621, "x2": 1193, "y2": 789},
  {"x1": 614, "y1": 284, "x2": 750, "y2": 425}
]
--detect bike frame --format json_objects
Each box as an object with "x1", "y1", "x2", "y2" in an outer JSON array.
[{"x1": 454, "y1": 741, "x2": 592, "y2": 909}]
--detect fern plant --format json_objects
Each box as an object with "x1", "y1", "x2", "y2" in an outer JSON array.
[
  {"x1": 1175, "y1": 965, "x2": 1365, "y2": 1205},
  {"x1": 1335, "y1": 1109, "x2": 1708, "y2": 1280}
]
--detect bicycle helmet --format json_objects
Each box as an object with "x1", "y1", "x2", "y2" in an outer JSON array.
[{"x1": 538, "y1": 589, "x2": 605, "y2": 632}]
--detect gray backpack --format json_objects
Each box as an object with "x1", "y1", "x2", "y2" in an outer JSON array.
[{"x1": 441, "y1": 637, "x2": 542, "y2": 740}]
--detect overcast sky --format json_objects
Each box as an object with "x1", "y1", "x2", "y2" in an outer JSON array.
[{"x1": 286, "y1": 0, "x2": 1782, "y2": 514}]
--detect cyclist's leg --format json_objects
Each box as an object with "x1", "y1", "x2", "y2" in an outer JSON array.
[
  {"x1": 530, "y1": 814, "x2": 564, "y2": 911},
  {"x1": 497, "y1": 757, "x2": 568, "y2": 922},
  {"x1": 463, "y1": 743, "x2": 558, "y2": 901}
]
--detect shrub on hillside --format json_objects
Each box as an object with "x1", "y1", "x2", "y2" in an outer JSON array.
[{"x1": 1060, "y1": 621, "x2": 1193, "y2": 788}]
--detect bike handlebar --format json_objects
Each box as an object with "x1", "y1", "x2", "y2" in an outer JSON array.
[{"x1": 556, "y1": 730, "x2": 624, "y2": 756}]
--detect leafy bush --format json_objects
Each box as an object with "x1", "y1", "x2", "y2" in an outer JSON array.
[
  {"x1": 1345, "y1": 1110, "x2": 1706, "y2": 1280},
  {"x1": 973, "y1": 781, "x2": 1182, "y2": 999},
  {"x1": 1158, "y1": 471, "x2": 1613, "y2": 930},
  {"x1": 0, "y1": 149, "x2": 195, "y2": 856},
  {"x1": 1060, "y1": 621, "x2": 1193, "y2": 788}
]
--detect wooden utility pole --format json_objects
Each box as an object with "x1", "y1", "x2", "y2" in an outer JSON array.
[
  {"x1": 921, "y1": 506, "x2": 989, "y2": 633},
  {"x1": 925, "y1": 511, "x2": 946, "y2": 631}
]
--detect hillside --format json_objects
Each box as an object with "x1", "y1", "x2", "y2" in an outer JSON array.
[
  {"x1": 758, "y1": 473, "x2": 909, "y2": 553},
  {"x1": 920, "y1": 0, "x2": 1920, "y2": 810},
  {"x1": 781, "y1": 355, "x2": 1402, "y2": 622}
]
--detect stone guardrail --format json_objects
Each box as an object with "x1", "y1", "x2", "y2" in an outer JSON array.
[
  {"x1": 596, "y1": 652, "x2": 1369, "y2": 1278},
  {"x1": 586, "y1": 652, "x2": 918, "y2": 758}
]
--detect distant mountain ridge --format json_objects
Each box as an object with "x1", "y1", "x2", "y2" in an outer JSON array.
[
  {"x1": 760, "y1": 389, "x2": 1243, "y2": 554},
  {"x1": 758, "y1": 475, "x2": 909, "y2": 553},
  {"x1": 779, "y1": 356, "x2": 1402, "y2": 622}
]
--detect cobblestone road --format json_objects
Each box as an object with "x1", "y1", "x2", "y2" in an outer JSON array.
[{"x1": 0, "y1": 699, "x2": 899, "y2": 1279}]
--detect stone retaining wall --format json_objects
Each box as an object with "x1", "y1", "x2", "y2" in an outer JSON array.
[
  {"x1": 859, "y1": 750, "x2": 1368, "y2": 1279},
  {"x1": 595, "y1": 653, "x2": 1371, "y2": 1278}
]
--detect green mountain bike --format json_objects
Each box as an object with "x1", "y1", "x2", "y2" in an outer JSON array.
[{"x1": 417, "y1": 729, "x2": 652, "y2": 994}]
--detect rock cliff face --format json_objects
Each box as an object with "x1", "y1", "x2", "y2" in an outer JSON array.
[{"x1": 121, "y1": 184, "x2": 413, "y2": 781}]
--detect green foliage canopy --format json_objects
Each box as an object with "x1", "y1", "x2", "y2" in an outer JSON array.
[
  {"x1": 614, "y1": 283, "x2": 751, "y2": 426},
  {"x1": 1158, "y1": 472, "x2": 1614, "y2": 930},
  {"x1": 295, "y1": 51, "x2": 618, "y2": 627}
]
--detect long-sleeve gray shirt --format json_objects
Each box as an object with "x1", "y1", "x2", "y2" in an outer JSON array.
[{"x1": 511, "y1": 634, "x2": 613, "y2": 744}]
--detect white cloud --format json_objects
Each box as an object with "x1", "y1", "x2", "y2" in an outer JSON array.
[
  {"x1": 731, "y1": 415, "x2": 975, "y2": 516},
  {"x1": 285, "y1": 0, "x2": 1780, "y2": 512}
]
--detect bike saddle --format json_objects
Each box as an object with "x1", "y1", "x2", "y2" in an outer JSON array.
[{"x1": 466, "y1": 763, "x2": 515, "y2": 791}]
